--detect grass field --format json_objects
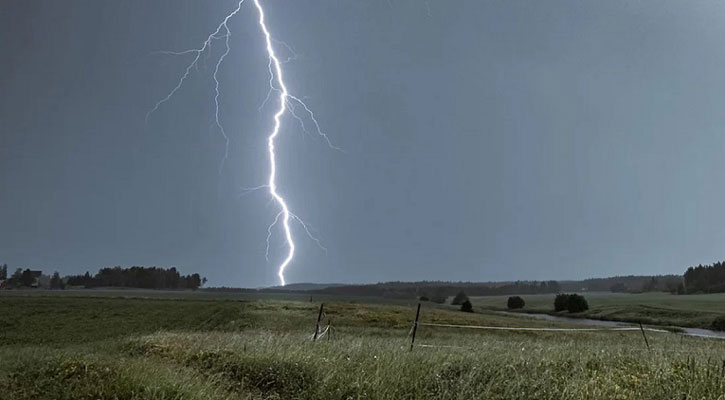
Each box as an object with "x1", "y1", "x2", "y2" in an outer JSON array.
[
  {"x1": 3, "y1": 293, "x2": 725, "y2": 399},
  {"x1": 470, "y1": 291, "x2": 725, "y2": 329}
]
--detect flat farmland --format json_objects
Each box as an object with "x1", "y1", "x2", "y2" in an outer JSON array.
[
  {"x1": 470, "y1": 291, "x2": 725, "y2": 329},
  {"x1": 2, "y1": 293, "x2": 725, "y2": 399}
]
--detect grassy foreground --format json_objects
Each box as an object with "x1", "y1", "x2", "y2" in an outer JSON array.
[{"x1": 2, "y1": 294, "x2": 725, "y2": 399}]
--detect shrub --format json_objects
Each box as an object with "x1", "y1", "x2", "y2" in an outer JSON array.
[
  {"x1": 712, "y1": 315, "x2": 725, "y2": 331},
  {"x1": 451, "y1": 291, "x2": 469, "y2": 305},
  {"x1": 567, "y1": 294, "x2": 589, "y2": 313},
  {"x1": 554, "y1": 294, "x2": 569, "y2": 312},
  {"x1": 507, "y1": 296, "x2": 525, "y2": 309},
  {"x1": 553, "y1": 293, "x2": 589, "y2": 313},
  {"x1": 460, "y1": 300, "x2": 473, "y2": 313},
  {"x1": 419, "y1": 295, "x2": 430, "y2": 302}
]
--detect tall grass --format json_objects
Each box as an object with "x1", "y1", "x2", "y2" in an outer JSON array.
[{"x1": 2, "y1": 295, "x2": 725, "y2": 399}]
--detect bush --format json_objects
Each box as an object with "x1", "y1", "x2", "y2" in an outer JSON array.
[
  {"x1": 567, "y1": 294, "x2": 589, "y2": 313},
  {"x1": 451, "y1": 291, "x2": 469, "y2": 305},
  {"x1": 554, "y1": 293, "x2": 589, "y2": 313},
  {"x1": 554, "y1": 294, "x2": 569, "y2": 312},
  {"x1": 507, "y1": 296, "x2": 525, "y2": 309},
  {"x1": 712, "y1": 316, "x2": 725, "y2": 331},
  {"x1": 451, "y1": 290, "x2": 468, "y2": 306},
  {"x1": 419, "y1": 295, "x2": 429, "y2": 302},
  {"x1": 460, "y1": 300, "x2": 473, "y2": 313}
]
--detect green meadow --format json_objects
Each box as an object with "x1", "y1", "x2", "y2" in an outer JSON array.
[
  {"x1": 471, "y1": 291, "x2": 725, "y2": 329},
  {"x1": 2, "y1": 293, "x2": 725, "y2": 399}
]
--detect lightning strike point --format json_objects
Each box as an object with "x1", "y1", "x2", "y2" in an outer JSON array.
[{"x1": 253, "y1": 0, "x2": 296, "y2": 287}]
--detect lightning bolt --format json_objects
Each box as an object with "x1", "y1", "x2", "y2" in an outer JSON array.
[
  {"x1": 146, "y1": 1, "x2": 243, "y2": 174},
  {"x1": 147, "y1": 0, "x2": 335, "y2": 287}
]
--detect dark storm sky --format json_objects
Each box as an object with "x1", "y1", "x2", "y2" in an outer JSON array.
[{"x1": 2, "y1": 1, "x2": 725, "y2": 287}]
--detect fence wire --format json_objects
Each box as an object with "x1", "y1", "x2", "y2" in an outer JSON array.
[{"x1": 418, "y1": 322, "x2": 669, "y2": 333}]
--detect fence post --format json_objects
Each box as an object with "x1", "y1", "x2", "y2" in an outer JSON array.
[
  {"x1": 639, "y1": 322, "x2": 650, "y2": 350},
  {"x1": 410, "y1": 303, "x2": 421, "y2": 351},
  {"x1": 313, "y1": 303, "x2": 324, "y2": 341}
]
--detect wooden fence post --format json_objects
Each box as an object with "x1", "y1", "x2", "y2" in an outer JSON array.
[
  {"x1": 313, "y1": 303, "x2": 324, "y2": 341},
  {"x1": 410, "y1": 303, "x2": 421, "y2": 351},
  {"x1": 639, "y1": 322, "x2": 650, "y2": 350}
]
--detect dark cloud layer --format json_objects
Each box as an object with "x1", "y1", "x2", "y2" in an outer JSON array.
[{"x1": 2, "y1": 1, "x2": 724, "y2": 286}]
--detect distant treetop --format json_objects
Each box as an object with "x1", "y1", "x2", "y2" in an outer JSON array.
[{"x1": 65, "y1": 266, "x2": 206, "y2": 290}]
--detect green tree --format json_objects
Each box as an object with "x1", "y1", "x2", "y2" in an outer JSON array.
[
  {"x1": 451, "y1": 290, "x2": 469, "y2": 305},
  {"x1": 641, "y1": 277, "x2": 658, "y2": 292},
  {"x1": 507, "y1": 296, "x2": 525, "y2": 309},
  {"x1": 460, "y1": 300, "x2": 474, "y2": 313},
  {"x1": 50, "y1": 272, "x2": 64, "y2": 290},
  {"x1": 9, "y1": 268, "x2": 22, "y2": 286},
  {"x1": 554, "y1": 293, "x2": 569, "y2": 312},
  {"x1": 567, "y1": 294, "x2": 589, "y2": 313},
  {"x1": 189, "y1": 273, "x2": 202, "y2": 290},
  {"x1": 676, "y1": 283, "x2": 685, "y2": 295},
  {"x1": 0, "y1": 264, "x2": 7, "y2": 280},
  {"x1": 21, "y1": 269, "x2": 35, "y2": 287}
]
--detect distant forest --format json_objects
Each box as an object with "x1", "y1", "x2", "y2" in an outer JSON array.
[
  {"x1": 559, "y1": 275, "x2": 683, "y2": 293},
  {"x1": 66, "y1": 266, "x2": 206, "y2": 290},
  {"x1": 684, "y1": 261, "x2": 725, "y2": 294},
  {"x1": 313, "y1": 280, "x2": 563, "y2": 299},
  {"x1": 9, "y1": 261, "x2": 725, "y2": 296},
  {"x1": 0, "y1": 265, "x2": 205, "y2": 290},
  {"x1": 310, "y1": 276, "x2": 684, "y2": 299}
]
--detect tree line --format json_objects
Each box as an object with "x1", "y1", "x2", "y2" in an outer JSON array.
[
  {"x1": 1, "y1": 265, "x2": 206, "y2": 291},
  {"x1": 311, "y1": 275, "x2": 690, "y2": 298},
  {"x1": 684, "y1": 261, "x2": 725, "y2": 294},
  {"x1": 66, "y1": 266, "x2": 206, "y2": 290},
  {"x1": 314, "y1": 280, "x2": 562, "y2": 299},
  {"x1": 559, "y1": 275, "x2": 683, "y2": 294}
]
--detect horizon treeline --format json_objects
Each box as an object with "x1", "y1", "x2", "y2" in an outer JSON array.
[
  {"x1": 64, "y1": 266, "x2": 206, "y2": 290},
  {"x1": 559, "y1": 274, "x2": 683, "y2": 293},
  {"x1": 314, "y1": 280, "x2": 563, "y2": 298},
  {"x1": 65, "y1": 266, "x2": 206, "y2": 290},
  {"x1": 309, "y1": 275, "x2": 686, "y2": 298},
  {"x1": 684, "y1": 261, "x2": 725, "y2": 294}
]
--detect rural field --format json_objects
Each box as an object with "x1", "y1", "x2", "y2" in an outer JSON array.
[
  {"x1": 3, "y1": 292, "x2": 725, "y2": 400},
  {"x1": 471, "y1": 291, "x2": 725, "y2": 330}
]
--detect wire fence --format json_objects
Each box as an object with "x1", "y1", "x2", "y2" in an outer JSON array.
[
  {"x1": 406, "y1": 303, "x2": 725, "y2": 351},
  {"x1": 418, "y1": 322, "x2": 669, "y2": 333},
  {"x1": 308, "y1": 302, "x2": 725, "y2": 354}
]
